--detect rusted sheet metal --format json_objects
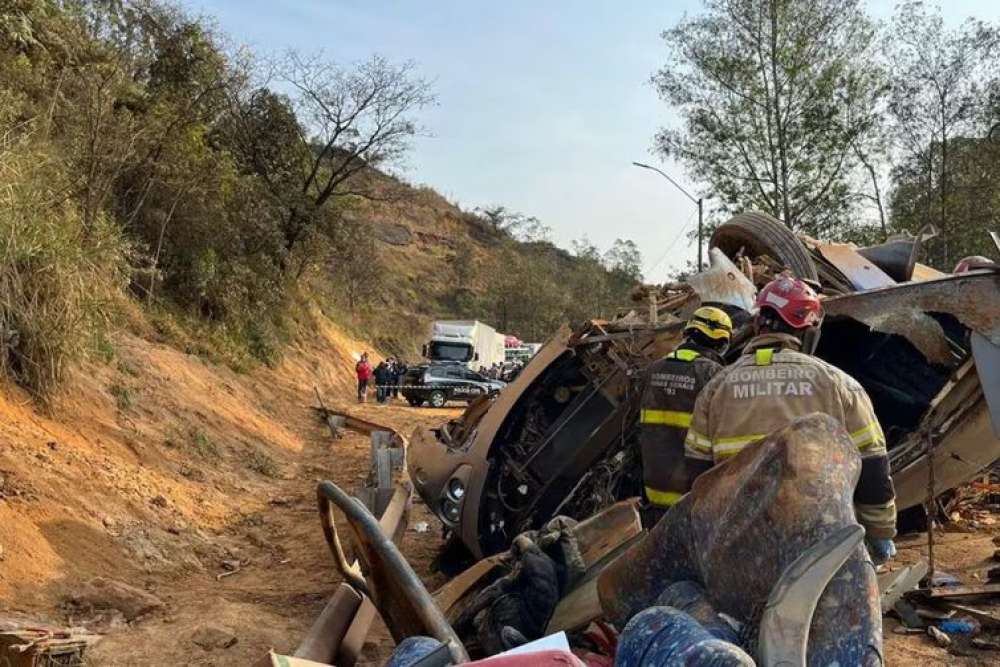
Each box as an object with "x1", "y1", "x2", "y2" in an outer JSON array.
[
  {"x1": 313, "y1": 408, "x2": 396, "y2": 437},
  {"x1": 822, "y1": 272, "x2": 1000, "y2": 363},
  {"x1": 911, "y1": 262, "x2": 946, "y2": 282},
  {"x1": 888, "y1": 359, "x2": 1000, "y2": 510},
  {"x1": 893, "y1": 399, "x2": 999, "y2": 510},
  {"x1": 410, "y1": 326, "x2": 573, "y2": 559},
  {"x1": 294, "y1": 411, "x2": 413, "y2": 666},
  {"x1": 816, "y1": 243, "x2": 896, "y2": 291},
  {"x1": 436, "y1": 556, "x2": 507, "y2": 621},
  {"x1": 685, "y1": 247, "x2": 757, "y2": 311},
  {"x1": 292, "y1": 584, "x2": 362, "y2": 663},
  {"x1": 569, "y1": 321, "x2": 684, "y2": 347},
  {"x1": 545, "y1": 501, "x2": 644, "y2": 633},
  {"x1": 296, "y1": 481, "x2": 411, "y2": 666},
  {"x1": 430, "y1": 500, "x2": 644, "y2": 637}
]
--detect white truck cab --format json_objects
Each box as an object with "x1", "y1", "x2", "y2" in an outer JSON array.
[{"x1": 424, "y1": 320, "x2": 505, "y2": 370}]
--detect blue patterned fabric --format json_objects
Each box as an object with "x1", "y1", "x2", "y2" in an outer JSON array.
[
  {"x1": 383, "y1": 636, "x2": 444, "y2": 667},
  {"x1": 616, "y1": 606, "x2": 755, "y2": 667}
]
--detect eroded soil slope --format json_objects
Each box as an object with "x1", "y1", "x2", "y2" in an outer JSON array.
[{"x1": 0, "y1": 315, "x2": 457, "y2": 666}]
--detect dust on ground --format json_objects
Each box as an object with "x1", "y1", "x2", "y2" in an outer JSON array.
[{"x1": 883, "y1": 528, "x2": 1000, "y2": 665}]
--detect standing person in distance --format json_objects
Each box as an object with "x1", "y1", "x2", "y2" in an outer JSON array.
[{"x1": 355, "y1": 352, "x2": 373, "y2": 403}]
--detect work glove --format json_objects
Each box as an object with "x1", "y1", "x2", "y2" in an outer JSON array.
[{"x1": 866, "y1": 538, "x2": 896, "y2": 565}]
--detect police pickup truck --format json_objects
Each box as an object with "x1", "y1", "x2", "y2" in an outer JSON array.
[{"x1": 402, "y1": 363, "x2": 505, "y2": 408}]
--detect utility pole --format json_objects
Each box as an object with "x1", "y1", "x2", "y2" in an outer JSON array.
[{"x1": 632, "y1": 161, "x2": 706, "y2": 270}]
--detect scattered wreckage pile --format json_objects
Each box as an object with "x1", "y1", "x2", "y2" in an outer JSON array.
[
  {"x1": 410, "y1": 211, "x2": 1000, "y2": 560},
  {"x1": 261, "y1": 212, "x2": 999, "y2": 666}
]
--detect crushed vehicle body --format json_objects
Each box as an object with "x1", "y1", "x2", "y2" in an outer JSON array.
[
  {"x1": 290, "y1": 414, "x2": 881, "y2": 666},
  {"x1": 409, "y1": 211, "x2": 1000, "y2": 558}
]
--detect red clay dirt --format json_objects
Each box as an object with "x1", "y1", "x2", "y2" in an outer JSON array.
[
  {"x1": 0, "y1": 316, "x2": 456, "y2": 666},
  {"x1": 1, "y1": 317, "x2": 998, "y2": 666}
]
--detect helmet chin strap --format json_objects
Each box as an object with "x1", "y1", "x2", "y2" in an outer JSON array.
[{"x1": 754, "y1": 309, "x2": 807, "y2": 342}]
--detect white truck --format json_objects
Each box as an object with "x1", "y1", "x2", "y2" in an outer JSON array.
[{"x1": 424, "y1": 320, "x2": 506, "y2": 370}]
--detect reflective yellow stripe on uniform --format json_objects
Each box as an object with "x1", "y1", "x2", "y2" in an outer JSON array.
[
  {"x1": 640, "y1": 409, "x2": 693, "y2": 427},
  {"x1": 667, "y1": 349, "x2": 701, "y2": 362},
  {"x1": 713, "y1": 434, "x2": 766, "y2": 459},
  {"x1": 645, "y1": 487, "x2": 684, "y2": 507},
  {"x1": 850, "y1": 421, "x2": 885, "y2": 450},
  {"x1": 755, "y1": 348, "x2": 775, "y2": 366},
  {"x1": 684, "y1": 429, "x2": 713, "y2": 455}
]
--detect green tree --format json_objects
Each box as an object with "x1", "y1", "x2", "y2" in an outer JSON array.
[
  {"x1": 604, "y1": 239, "x2": 643, "y2": 283},
  {"x1": 889, "y1": 137, "x2": 1000, "y2": 267},
  {"x1": 654, "y1": 0, "x2": 886, "y2": 237},
  {"x1": 885, "y1": 1, "x2": 999, "y2": 267}
]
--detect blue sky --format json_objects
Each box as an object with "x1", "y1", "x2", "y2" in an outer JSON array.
[{"x1": 180, "y1": 1, "x2": 999, "y2": 281}]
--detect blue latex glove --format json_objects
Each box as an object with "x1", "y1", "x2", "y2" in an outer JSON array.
[{"x1": 866, "y1": 538, "x2": 896, "y2": 565}]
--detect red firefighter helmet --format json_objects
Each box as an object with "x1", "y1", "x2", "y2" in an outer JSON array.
[{"x1": 754, "y1": 275, "x2": 822, "y2": 329}]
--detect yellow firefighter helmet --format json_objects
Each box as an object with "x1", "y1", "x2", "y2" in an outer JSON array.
[{"x1": 685, "y1": 306, "x2": 733, "y2": 342}]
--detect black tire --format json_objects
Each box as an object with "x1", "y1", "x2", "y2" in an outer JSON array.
[
  {"x1": 407, "y1": 397, "x2": 423, "y2": 407},
  {"x1": 711, "y1": 211, "x2": 822, "y2": 353},
  {"x1": 710, "y1": 211, "x2": 818, "y2": 282},
  {"x1": 428, "y1": 390, "x2": 446, "y2": 408}
]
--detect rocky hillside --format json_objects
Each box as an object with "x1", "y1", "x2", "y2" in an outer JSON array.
[{"x1": 336, "y1": 171, "x2": 640, "y2": 356}]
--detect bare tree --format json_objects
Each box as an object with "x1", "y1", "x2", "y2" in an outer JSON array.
[
  {"x1": 223, "y1": 53, "x2": 435, "y2": 274},
  {"x1": 281, "y1": 54, "x2": 435, "y2": 252}
]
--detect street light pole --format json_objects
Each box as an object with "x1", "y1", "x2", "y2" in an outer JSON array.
[
  {"x1": 697, "y1": 196, "x2": 703, "y2": 271},
  {"x1": 632, "y1": 161, "x2": 705, "y2": 270}
]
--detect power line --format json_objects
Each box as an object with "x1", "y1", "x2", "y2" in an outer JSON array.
[{"x1": 643, "y1": 209, "x2": 697, "y2": 279}]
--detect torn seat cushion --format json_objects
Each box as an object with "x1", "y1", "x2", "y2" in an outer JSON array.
[{"x1": 598, "y1": 413, "x2": 883, "y2": 666}]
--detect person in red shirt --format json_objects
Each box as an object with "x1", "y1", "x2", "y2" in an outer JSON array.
[{"x1": 355, "y1": 352, "x2": 373, "y2": 403}]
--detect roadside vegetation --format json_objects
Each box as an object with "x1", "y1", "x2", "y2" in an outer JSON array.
[
  {"x1": 0, "y1": 0, "x2": 641, "y2": 397},
  {"x1": 3, "y1": 0, "x2": 998, "y2": 399},
  {"x1": 656, "y1": 0, "x2": 1000, "y2": 266}
]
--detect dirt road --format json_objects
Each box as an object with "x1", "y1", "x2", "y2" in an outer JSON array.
[
  {"x1": 0, "y1": 319, "x2": 458, "y2": 667},
  {"x1": 84, "y1": 400, "x2": 460, "y2": 666}
]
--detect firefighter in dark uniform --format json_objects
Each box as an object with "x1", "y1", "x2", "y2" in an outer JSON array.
[{"x1": 639, "y1": 306, "x2": 733, "y2": 522}]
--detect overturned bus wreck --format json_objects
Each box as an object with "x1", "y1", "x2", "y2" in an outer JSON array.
[
  {"x1": 301, "y1": 414, "x2": 882, "y2": 666},
  {"x1": 409, "y1": 212, "x2": 1000, "y2": 559}
]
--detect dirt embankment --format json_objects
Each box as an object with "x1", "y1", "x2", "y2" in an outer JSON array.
[{"x1": 0, "y1": 313, "x2": 457, "y2": 666}]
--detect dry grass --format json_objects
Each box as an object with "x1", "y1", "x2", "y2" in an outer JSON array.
[{"x1": 0, "y1": 131, "x2": 130, "y2": 397}]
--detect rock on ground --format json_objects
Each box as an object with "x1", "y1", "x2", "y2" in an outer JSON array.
[
  {"x1": 67, "y1": 577, "x2": 164, "y2": 622},
  {"x1": 190, "y1": 625, "x2": 238, "y2": 650}
]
